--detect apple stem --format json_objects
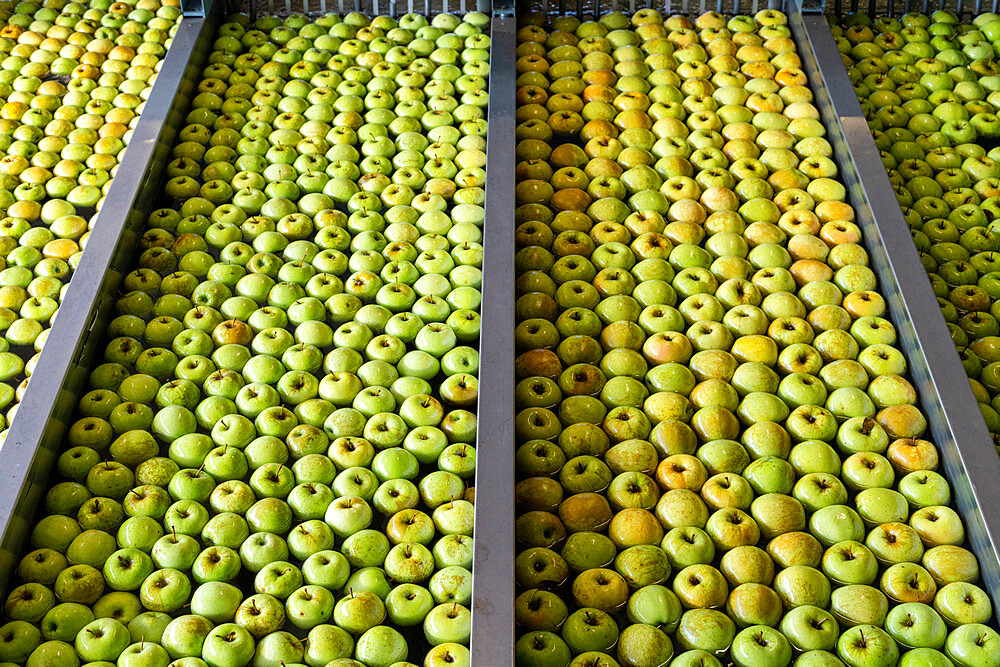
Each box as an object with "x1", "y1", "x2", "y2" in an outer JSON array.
[{"x1": 349, "y1": 587, "x2": 354, "y2": 599}]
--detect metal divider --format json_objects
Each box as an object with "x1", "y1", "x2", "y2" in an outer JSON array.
[
  {"x1": 470, "y1": 10, "x2": 516, "y2": 665},
  {"x1": 0, "y1": 10, "x2": 223, "y2": 588},
  {"x1": 786, "y1": 2, "x2": 1000, "y2": 611}
]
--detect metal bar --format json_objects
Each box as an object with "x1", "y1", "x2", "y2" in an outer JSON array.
[
  {"x1": 470, "y1": 13, "x2": 515, "y2": 667},
  {"x1": 0, "y1": 11, "x2": 221, "y2": 592},
  {"x1": 788, "y1": 5, "x2": 1000, "y2": 613}
]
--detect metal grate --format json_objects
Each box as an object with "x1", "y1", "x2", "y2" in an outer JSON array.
[
  {"x1": 524, "y1": 0, "x2": 787, "y2": 14},
  {"x1": 245, "y1": 0, "x2": 491, "y2": 17},
  {"x1": 828, "y1": 0, "x2": 1000, "y2": 18},
  {"x1": 519, "y1": 0, "x2": 794, "y2": 15}
]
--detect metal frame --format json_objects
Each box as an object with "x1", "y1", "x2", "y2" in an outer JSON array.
[
  {"x1": 470, "y1": 13, "x2": 516, "y2": 667},
  {"x1": 787, "y1": 2, "x2": 1000, "y2": 611},
  {"x1": 0, "y1": 11, "x2": 222, "y2": 591}
]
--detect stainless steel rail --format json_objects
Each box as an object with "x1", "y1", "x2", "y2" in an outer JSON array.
[
  {"x1": 0, "y1": 11, "x2": 222, "y2": 592},
  {"x1": 470, "y1": 12, "x2": 516, "y2": 666},
  {"x1": 788, "y1": 1, "x2": 1000, "y2": 611}
]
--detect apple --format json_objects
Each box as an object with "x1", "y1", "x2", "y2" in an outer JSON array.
[
  {"x1": 202, "y1": 623, "x2": 255, "y2": 667},
  {"x1": 74, "y1": 618, "x2": 131, "y2": 663}
]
